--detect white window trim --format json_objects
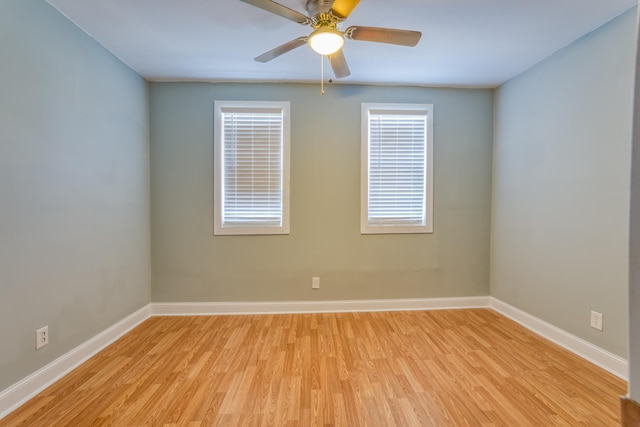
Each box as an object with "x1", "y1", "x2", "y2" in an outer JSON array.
[
  {"x1": 214, "y1": 100, "x2": 290, "y2": 235},
  {"x1": 360, "y1": 103, "x2": 434, "y2": 234}
]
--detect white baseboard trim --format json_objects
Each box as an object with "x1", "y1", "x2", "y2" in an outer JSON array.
[
  {"x1": 0, "y1": 305, "x2": 151, "y2": 420},
  {"x1": 150, "y1": 296, "x2": 492, "y2": 316},
  {"x1": 490, "y1": 297, "x2": 628, "y2": 380}
]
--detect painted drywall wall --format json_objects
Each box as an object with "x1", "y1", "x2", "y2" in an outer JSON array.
[
  {"x1": 0, "y1": 0, "x2": 150, "y2": 391},
  {"x1": 491, "y1": 9, "x2": 636, "y2": 358},
  {"x1": 150, "y1": 83, "x2": 493, "y2": 302},
  {"x1": 629, "y1": 6, "x2": 640, "y2": 399}
]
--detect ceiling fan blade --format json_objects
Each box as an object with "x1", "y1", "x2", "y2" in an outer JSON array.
[
  {"x1": 330, "y1": 0, "x2": 361, "y2": 19},
  {"x1": 345, "y1": 26, "x2": 421, "y2": 46},
  {"x1": 239, "y1": 0, "x2": 310, "y2": 24},
  {"x1": 254, "y1": 37, "x2": 309, "y2": 62},
  {"x1": 329, "y1": 49, "x2": 350, "y2": 78}
]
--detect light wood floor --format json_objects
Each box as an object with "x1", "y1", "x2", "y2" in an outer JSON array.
[{"x1": 2, "y1": 309, "x2": 626, "y2": 426}]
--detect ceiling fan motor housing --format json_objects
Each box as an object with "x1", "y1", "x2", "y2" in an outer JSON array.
[{"x1": 306, "y1": 0, "x2": 337, "y2": 20}]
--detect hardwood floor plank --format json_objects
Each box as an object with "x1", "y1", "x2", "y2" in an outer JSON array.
[{"x1": 1, "y1": 309, "x2": 626, "y2": 426}]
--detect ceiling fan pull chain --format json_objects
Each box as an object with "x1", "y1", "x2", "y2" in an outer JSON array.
[
  {"x1": 328, "y1": 55, "x2": 334, "y2": 84},
  {"x1": 321, "y1": 54, "x2": 325, "y2": 95}
]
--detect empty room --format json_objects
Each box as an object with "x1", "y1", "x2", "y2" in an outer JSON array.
[{"x1": 1, "y1": 0, "x2": 640, "y2": 425}]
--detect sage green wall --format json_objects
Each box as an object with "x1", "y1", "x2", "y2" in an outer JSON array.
[
  {"x1": 0, "y1": 0, "x2": 150, "y2": 391},
  {"x1": 150, "y1": 83, "x2": 493, "y2": 302},
  {"x1": 491, "y1": 9, "x2": 636, "y2": 358}
]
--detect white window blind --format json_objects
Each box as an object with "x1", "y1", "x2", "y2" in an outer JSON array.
[
  {"x1": 361, "y1": 103, "x2": 433, "y2": 234},
  {"x1": 214, "y1": 101, "x2": 290, "y2": 235}
]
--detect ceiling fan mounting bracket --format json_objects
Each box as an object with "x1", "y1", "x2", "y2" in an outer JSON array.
[{"x1": 344, "y1": 26, "x2": 355, "y2": 39}]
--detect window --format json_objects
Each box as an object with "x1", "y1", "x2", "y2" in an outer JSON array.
[
  {"x1": 214, "y1": 101, "x2": 290, "y2": 235},
  {"x1": 361, "y1": 103, "x2": 433, "y2": 234}
]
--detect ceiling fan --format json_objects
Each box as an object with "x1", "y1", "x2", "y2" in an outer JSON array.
[{"x1": 239, "y1": 0, "x2": 422, "y2": 79}]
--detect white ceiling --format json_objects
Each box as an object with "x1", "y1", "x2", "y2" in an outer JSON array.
[{"x1": 46, "y1": 0, "x2": 637, "y2": 87}]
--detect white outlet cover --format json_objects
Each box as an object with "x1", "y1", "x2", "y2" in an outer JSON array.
[
  {"x1": 590, "y1": 311, "x2": 603, "y2": 331},
  {"x1": 36, "y1": 325, "x2": 49, "y2": 349}
]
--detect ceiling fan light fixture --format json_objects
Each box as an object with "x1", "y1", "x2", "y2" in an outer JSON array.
[{"x1": 308, "y1": 26, "x2": 344, "y2": 55}]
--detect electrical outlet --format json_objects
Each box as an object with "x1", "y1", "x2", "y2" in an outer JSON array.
[
  {"x1": 312, "y1": 277, "x2": 320, "y2": 289},
  {"x1": 590, "y1": 311, "x2": 603, "y2": 331},
  {"x1": 36, "y1": 326, "x2": 49, "y2": 349}
]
